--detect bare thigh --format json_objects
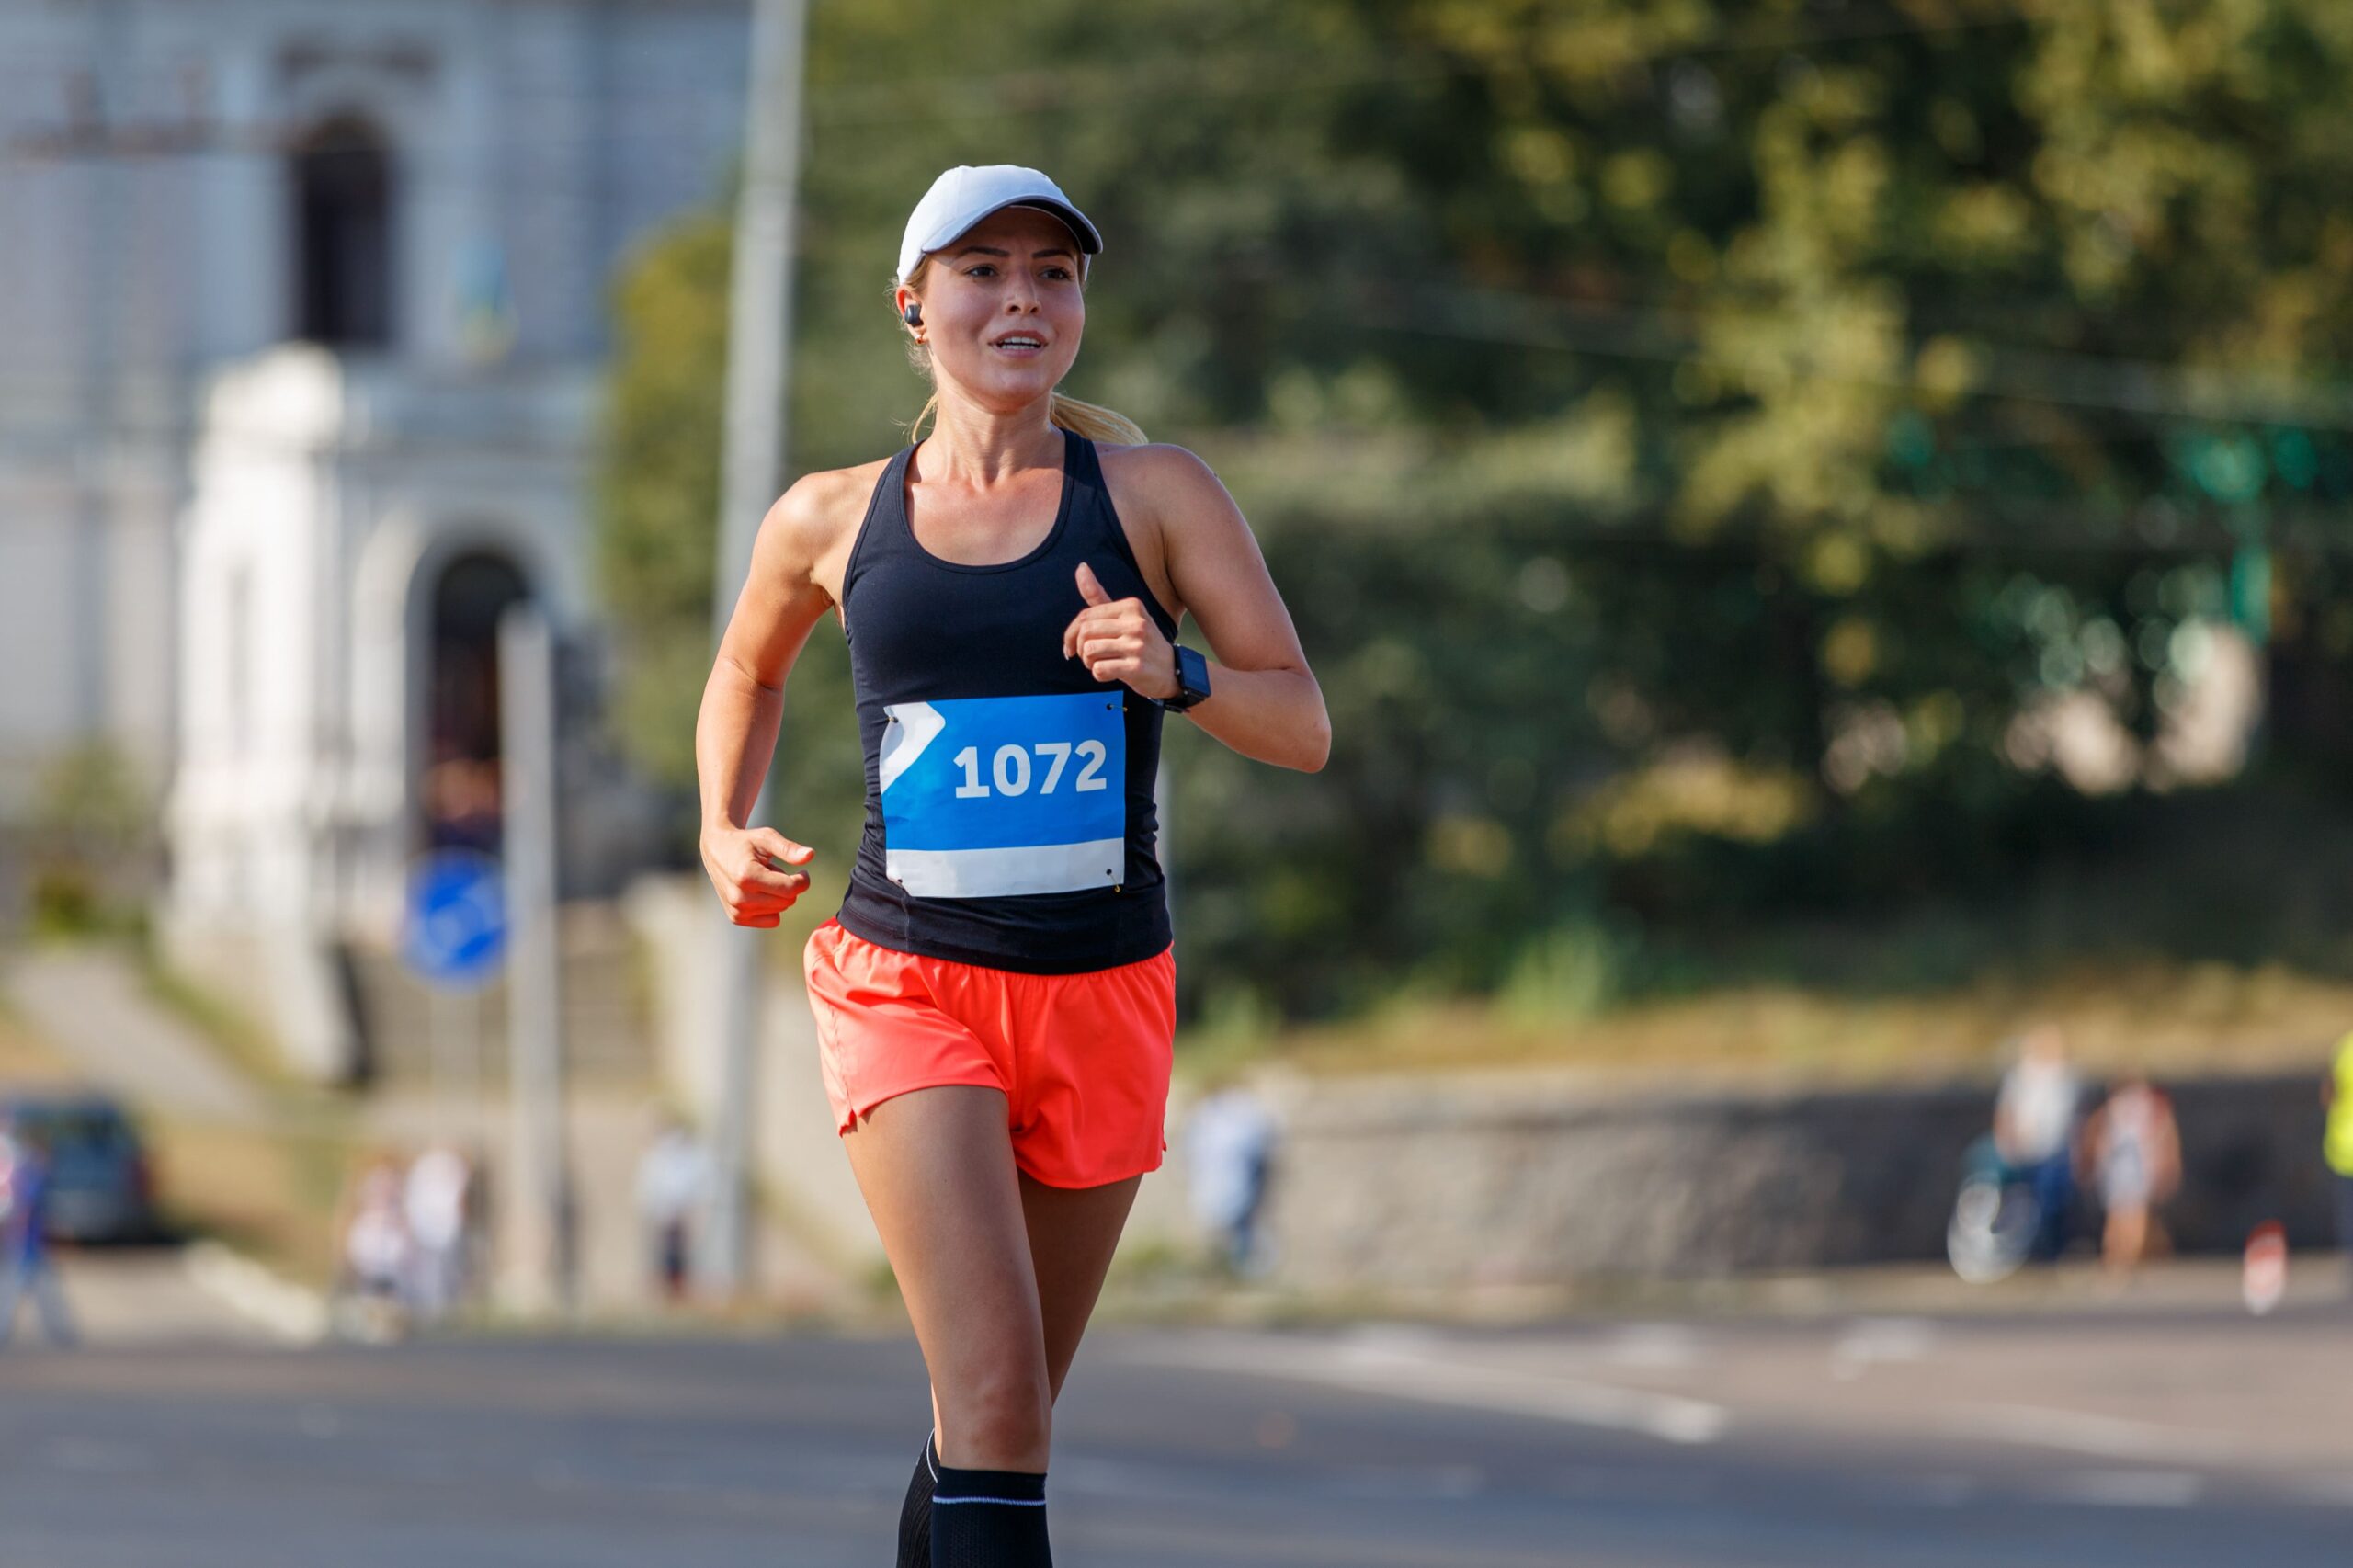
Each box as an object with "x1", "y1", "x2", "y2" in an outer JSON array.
[
  {"x1": 916, "y1": 1172, "x2": 1142, "y2": 1463},
  {"x1": 1021, "y1": 1167, "x2": 1142, "y2": 1401},
  {"x1": 842, "y1": 1085, "x2": 1051, "y2": 1471},
  {"x1": 842, "y1": 1086, "x2": 1144, "y2": 1471}
]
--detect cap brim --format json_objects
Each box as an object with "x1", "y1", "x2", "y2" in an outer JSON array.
[
  {"x1": 999, "y1": 199, "x2": 1103, "y2": 256},
  {"x1": 915, "y1": 198, "x2": 1103, "y2": 277}
]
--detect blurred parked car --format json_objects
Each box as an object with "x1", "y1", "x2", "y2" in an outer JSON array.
[{"x1": 0, "y1": 1091, "x2": 160, "y2": 1244}]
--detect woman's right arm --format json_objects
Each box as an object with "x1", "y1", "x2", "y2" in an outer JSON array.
[{"x1": 697, "y1": 474, "x2": 844, "y2": 929}]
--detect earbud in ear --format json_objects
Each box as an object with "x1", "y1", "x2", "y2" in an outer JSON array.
[{"x1": 902, "y1": 301, "x2": 923, "y2": 328}]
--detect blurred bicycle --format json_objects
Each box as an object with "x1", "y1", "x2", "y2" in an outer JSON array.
[{"x1": 1946, "y1": 1133, "x2": 2043, "y2": 1283}]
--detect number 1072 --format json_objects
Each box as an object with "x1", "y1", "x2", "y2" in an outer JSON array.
[{"x1": 952, "y1": 741, "x2": 1110, "y2": 799}]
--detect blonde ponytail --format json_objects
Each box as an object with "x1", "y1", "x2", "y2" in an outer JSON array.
[{"x1": 1047, "y1": 392, "x2": 1147, "y2": 447}]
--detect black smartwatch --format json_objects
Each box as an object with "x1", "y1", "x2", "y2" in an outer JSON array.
[{"x1": 1163, "y1": 644, "x2": 1211, "y2": 713}]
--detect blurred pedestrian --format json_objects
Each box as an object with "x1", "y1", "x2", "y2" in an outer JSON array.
[
  {"x1": 1184, "y1": 1080, "x2": 1279, "y2": 1278},
  {"x1": 2325, "y1": 1030, "x2": 2353, "y2": 1290},
  {"x1": 633, "y1": 1117, "x2": 710, "y2": 1302},
  {"x1": 424, "y1": 746, "x2": 503, "y2": 854},
  {"x1": 339, "y1": 1155, "x2": 413, "y2": 1308},
  {"x1": 0, "y1": 1117, "x2": 78, "y2": 1349},
  {"x1": 1994, "y1": 1024, "x2": 2082, "y2": 1261},
  {"x1": 2078, "y1": 1074, "x2": 2180, "y2": 1274},
  {"x1": 403, "y1": 1141, "x2": 473, "y2": 1322}
]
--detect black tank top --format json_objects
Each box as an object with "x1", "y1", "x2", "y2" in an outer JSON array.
[{"x1": 832, "y1": 427, "x2": 1178, "y2": 973}]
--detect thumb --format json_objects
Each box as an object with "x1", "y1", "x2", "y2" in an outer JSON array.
[
  {"x1": 749, "y1": 827, "x2": 814, "y2": 866},
  {"x1": 1074, "y1": 562, "x2": 1113, "y2": 607}
]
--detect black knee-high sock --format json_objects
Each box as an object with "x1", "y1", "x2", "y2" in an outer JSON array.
[
  {"x1": 929, "y1": 1460, "x2": 1050, "y2": 1567},
  {"x1": 897, "y1": 1431, "x2": 938, "y2": 1567}
]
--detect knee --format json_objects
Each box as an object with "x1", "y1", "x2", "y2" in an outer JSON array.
[{"x1": 938, "y1": 1363, "x2": 1053, "y2": 1471}]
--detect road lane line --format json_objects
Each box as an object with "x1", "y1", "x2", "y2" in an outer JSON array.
[
  {"x1": 1884, "y1": 1472, "x2": 1981, "y2": 1507},
  {"x1": 1944, "y1": 1402, "x2": 2244, "y2": 1465},
  {"x1": 1126, "y1": 1332, "x2": 1729, "y2": 1446},
  {"x1": 1828, "y1": 1316, "x2": 1937, "y2": 1381},
  {"x1": 1603, "y1": 1322, "x2": 1704, "y2": 1369},
  {"x1": 2044, "y1": 1470, "x2": 2204, "y2": 1507},
  {"x1": 46, "y1": 1438, "x2": 151, "y2": 1475}
]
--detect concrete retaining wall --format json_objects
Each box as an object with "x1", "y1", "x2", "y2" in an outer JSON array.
[{"x1": 1257, "y1": 1068, "x2": 2336, "y2": 1289}]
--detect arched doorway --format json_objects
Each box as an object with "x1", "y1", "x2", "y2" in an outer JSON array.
[
  {"x1": 421, "y1": 551, "x2": 530, "y2": 856},
  {"x1": 291, "y1": 113, "x2": 393, "y2": 347}
]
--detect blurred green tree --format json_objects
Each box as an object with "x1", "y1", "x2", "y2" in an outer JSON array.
[{"x1": 596, "y1": 0, "x2": 2353, "y2": 1018}]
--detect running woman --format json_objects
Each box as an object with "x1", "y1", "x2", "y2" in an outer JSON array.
[{"x1": 695, "y1": 165, "x2": 1329, "y2": 1567}]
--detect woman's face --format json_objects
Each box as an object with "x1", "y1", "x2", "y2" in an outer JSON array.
[{"x1": 904, "y1": 205, "x2": 1086, "y2": 414}]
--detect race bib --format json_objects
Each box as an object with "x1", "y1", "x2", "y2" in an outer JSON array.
[{"x1": 879, "y1": 693, "x2": 1126, "y2": 898}]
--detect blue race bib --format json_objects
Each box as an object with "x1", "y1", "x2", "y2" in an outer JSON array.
[{"x1": 879, "y1": 693, "x2": 1126, "y2": 897}]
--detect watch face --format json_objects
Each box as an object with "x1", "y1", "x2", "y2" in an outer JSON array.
[{"x1": 1176, "y1": 647, "x2": 1210, "y2": 706}]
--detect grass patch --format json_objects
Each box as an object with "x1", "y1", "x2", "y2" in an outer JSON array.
[
  {"x1": 134, "y1": 943, "x2": 311, "y2": 1095},
  {"x1": 142, "y1": 1117, "x2": 354, "y2": 1288},
  {"x1": 118, "y1": 941, "x2": 366, "y2": 1285},
  {"x1": 1235, "y1": 955, "x2": 2353, "y2": 1085}
]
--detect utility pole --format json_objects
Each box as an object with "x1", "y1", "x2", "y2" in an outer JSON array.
[
  {"x1": 74, "y1": 1, "x2": 131, "y2": 738},
  {"x1": 499, "y1": 606, "x2": 574, "y2": 1313},
  {"x1": 703, "y1": 0, "x2": 812, "y2": 1301}
]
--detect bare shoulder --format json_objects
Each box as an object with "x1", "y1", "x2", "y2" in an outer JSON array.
[
  {"x1": 767, "y1": 457, "x2": 890, "y2": 552},
  {"x1": 1096, "y1": 441, "x2": 1237, "y2": 516},
  {"x1": 1094, "y1": 441, "x2": 1250, "y2": 562},
  {"x1": 757, "y1": 455, "x2": 892, "y2": 601}
]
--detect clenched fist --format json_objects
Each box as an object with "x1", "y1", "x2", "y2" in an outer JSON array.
[
  {"x1": 701, "y1": 824, "x2": 814, "y2": 929},
  {"x1": 1062, "y1": 562, "x2": 1176, "y2": 699}
]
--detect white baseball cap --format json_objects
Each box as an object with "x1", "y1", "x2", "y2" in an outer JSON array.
[{"x1": 897, "y1": 164, "x2": 1103, "y2": 284}]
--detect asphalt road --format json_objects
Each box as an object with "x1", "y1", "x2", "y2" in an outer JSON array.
[{"x1": 4, "y1": 1267, "x2": 2350, "y2": 1568}]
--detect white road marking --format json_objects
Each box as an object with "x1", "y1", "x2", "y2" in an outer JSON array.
[
  {"x1": 1603, "y1": 1322, "x2": 1704, "y2": 1369},
  {"x1": 1126, "y1": 1330, "x2": 1729, "y2": 1446},
  {"x1": 1828, "y1": 1316, "x2": 1937, "y2": 1381},
  {"x1": 47, "y1": 1438, "x2": 150, "y2": 1475},
  {"x1": 2044, "y1": 1470, "x2": 2205, "y2": 1508},
  {"x1": 1884, "y1": 1471, "x2": 1982, "y2": 1507},
  {"x1": 1945, "y1": 1402, "x2": 2244, "y2": 1466}
]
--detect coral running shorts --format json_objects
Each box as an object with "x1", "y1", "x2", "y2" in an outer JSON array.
[{"x1": 801, "y1": 917, "x2": 1176, "y2": 1188}]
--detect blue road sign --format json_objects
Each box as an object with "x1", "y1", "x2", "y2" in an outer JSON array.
[{"x1": 403, "y1": 849, "x2": 507, "y2": 990}]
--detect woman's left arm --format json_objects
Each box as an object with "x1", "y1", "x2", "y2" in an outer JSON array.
[{"x1": 1066, "y1": 447, "x2": 1330, "y2": 772}]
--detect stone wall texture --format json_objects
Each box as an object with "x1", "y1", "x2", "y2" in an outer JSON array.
[{"x1": 1257, "y1": 1069, "x2": 2336, "y2": 1289}]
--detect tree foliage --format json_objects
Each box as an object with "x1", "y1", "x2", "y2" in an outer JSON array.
[{"x1": 596, "y1": 0, "x2": 2353, "y2": 1017}]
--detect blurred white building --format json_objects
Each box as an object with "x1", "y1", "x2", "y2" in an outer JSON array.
[{"x1": 0, "y1": 0, "x2": 747, "y2": 1074}]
